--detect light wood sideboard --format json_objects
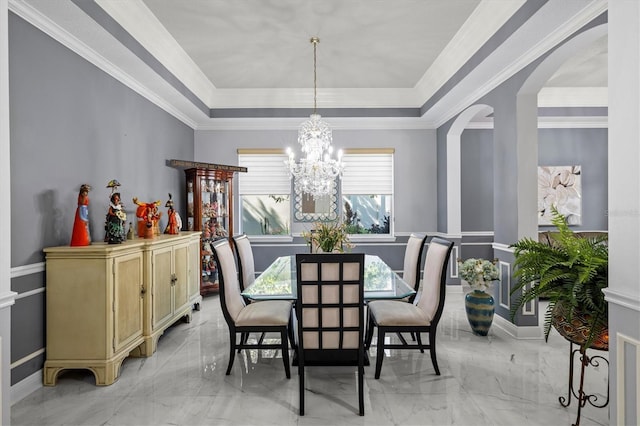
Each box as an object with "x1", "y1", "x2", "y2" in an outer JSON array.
[{"x1": 43, "y1": 232, "x2": 202, "y2": 386}]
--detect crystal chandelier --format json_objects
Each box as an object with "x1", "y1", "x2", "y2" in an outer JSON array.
[{"x1": 285, "y1": 37, "x2": 344, "y2": 199}]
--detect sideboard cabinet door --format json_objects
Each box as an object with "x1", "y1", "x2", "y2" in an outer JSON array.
[
  {"x1": 43, "y1": 242, "x2": 146, "y2": 386},
  {"x1": 141, "y1": 233, "x2": 201, "y2": 356}
]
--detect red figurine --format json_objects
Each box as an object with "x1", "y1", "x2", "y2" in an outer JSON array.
[{"x1": 70, "y1": 184, "x2": 92, "y2": 246}]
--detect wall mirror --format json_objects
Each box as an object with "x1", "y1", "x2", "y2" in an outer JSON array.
[{"x1": 293, "y1": 183, "x2": 338, "y2": 222}]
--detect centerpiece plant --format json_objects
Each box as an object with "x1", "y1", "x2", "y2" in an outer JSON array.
[
  {"x1": 302, "y1": 221, "x2": 353, "y2": 253},
  {"x1": 510, "y1": 207, "x2": 608, "y2": 349}
]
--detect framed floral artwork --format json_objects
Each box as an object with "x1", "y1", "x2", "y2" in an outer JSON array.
[{"x1": 538, "y1": 165, "x2": 582, "y2": 225}]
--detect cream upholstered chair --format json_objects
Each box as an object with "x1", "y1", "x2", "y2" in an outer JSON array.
[
  {"x1": 402, "y1": 233, "x2": 428, "y2": 303},
  {"x1": 231, "y1": 234, "x2": 259, "y2": 347},
  {"x1": 364, "y1": 237, "x2": 454, "y2": 379},
  {"x1": 231, "y1": 234, "x2": 255, "y2": 292},
  {"x1": 295, "y1": 253, "x2": 366, "y2": 416},
  {"x1": 396, "y1": 233, "x2": 428, "y2": 344},
  {"x1": 211, "y1": 239, "x2": 292, "y2": 378}
]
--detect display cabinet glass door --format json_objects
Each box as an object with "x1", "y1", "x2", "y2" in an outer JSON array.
[{"x1": 184, "y1": 168, "x2": 236, "y2": 296}]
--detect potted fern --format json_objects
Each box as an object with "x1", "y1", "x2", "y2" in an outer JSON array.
[{"x1": 510, "y1": 207, "x2": 608, "y2": 350}]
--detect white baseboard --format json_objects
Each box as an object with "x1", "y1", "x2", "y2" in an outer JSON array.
[
  {"x1": 11, "y1": 369, "x2": 41, "y2": 405},
  {"x1": 446, "y1": 284, "x2": 463, "y2": 294},
  {"x1": 492, "y1": 315, "x2": 544, "y2": 339}
]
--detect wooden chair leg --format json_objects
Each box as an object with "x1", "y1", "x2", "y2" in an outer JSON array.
[
  {"x1": 396, "y1": 332, "x2": 408, "y2": 346},
  {"x1": 429, "y1": 330, "x2": 440, "y2": 375},
  {"x1": 365, "y1": 315, "x2": 375, "y2": 349},
  {"x1": 299, "y1": 360, "x2": 305, "y2": 415},
  {"x1": 238, "y1": 332, "x2": 247, "y2": 353},
  {"x1": 416, "y1": 332, "x2": 425, "y2": 353},
  {"x1": 226, "y1": 330, "x2": 237, "y2": 375},
  {"x1": 358, "y1": 364, "x2": 364, "y2": 415},
  {"x1": 281, "y1": 329, "x2": 291, "y2": 379},
  {"x1": 375, "y1": 329, "x2": 386, "y2": 379}
]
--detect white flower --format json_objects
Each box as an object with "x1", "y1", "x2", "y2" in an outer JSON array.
[{"x1": 457, "y1": 258, "x2": 500, "y2": 292}]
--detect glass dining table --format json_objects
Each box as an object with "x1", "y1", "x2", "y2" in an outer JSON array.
[
  {"x1": 241, "y1": 254, "x2": 415, "y2": 301},
  {"x1": 242, "y1": 254, "x2": 414, "y2": 367}
]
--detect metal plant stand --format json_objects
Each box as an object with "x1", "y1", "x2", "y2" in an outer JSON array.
[{"x1": 559, "y1": 342, "x2": 609, "y2": 426}]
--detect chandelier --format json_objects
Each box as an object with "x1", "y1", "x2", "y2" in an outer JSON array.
[{"x1": 285, "y1": 37, "x2": 344, "y2": 199}]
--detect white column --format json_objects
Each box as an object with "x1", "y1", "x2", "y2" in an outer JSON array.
[
  {"x1": 606, "y1": 1, "x2": 640, "y2": 425},
  {"x1": 0, "y1": 1, "x2": 15, "y2": 424}
]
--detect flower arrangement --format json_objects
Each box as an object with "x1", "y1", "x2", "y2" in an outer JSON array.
[
  {"x1": 457, "y1": 258, "x2": 500, "y2": 292},
  {"x1": 302, "y1": 221, "x2": 353, "y2": 253}
]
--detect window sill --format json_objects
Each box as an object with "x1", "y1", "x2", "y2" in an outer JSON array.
[
  {"x1": 348, "y1": 235, "x2": 396, "y2": 243},
  {"x1": 247, "y1": 235, "x2": 294, "y2": 243}
]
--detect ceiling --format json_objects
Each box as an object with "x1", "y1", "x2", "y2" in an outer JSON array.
[{"x1": 14, "y1": 0, "x2": 608, "y2": 128}]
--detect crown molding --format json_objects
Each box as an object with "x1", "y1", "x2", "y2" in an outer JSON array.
[
  {"x1": 10, "y1": 0, "x2": 201, "y2": 129},
  {"x1": 196, "y1": 116, "x2": 434, "y2": 131},
  {"x1": 430, "y1": 0, "x2": 608, "y2": 128},
  {"x1": 466, "y1": 115, "x2": 607, "y2": 129},
  {"x1": 414, "y1": 0, "x2": 525, "y2": 102},
  {"x1": 95, "y1": 0, "x2": 216, "y2": 104},
  {"x1": 538, "y1": 87, "x2": 607, "y2": 107}
]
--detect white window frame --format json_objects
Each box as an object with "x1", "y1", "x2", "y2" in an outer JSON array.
[
  {"x1": 238, "y1": 149, "x2": 292, "y2": 240},
  {"x1": 340, "y1": 149, "x2": 394, "y2": 240}
]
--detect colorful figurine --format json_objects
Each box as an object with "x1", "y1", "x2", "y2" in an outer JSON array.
[
  {"x1": 133, "y1": 197, "x2": 161, "y2": 238},
  {"x1": 70, "y1": 184, "x2": 91, "y2": 246},
  {"x1": 164, "y1": 193, "x2": 182, "y2": 235},
  {"x1": 104, "y1": 180, "x2": 127, "y2": 244}
]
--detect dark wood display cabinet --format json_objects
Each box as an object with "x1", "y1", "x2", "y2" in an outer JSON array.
[{"x1": 180, "y1": 163, "x2": 246, "y2": 296}]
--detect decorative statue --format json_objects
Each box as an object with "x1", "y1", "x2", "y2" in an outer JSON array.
[
  {"x1": 133, "y1": 197, "x2": 162, "y2": 238},
  {"x1": 70, "y1": 184, "x2": 92, "y2": 246},
  {"x1": 104, "y1": 180, "x2": 127, "y2": 244},
  {"x1": 164, "y1": 193, "x2": 182, "y2": 235}
]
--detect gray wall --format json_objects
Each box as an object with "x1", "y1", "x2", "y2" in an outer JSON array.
[
  {"x1": 9, "y1": 13, "x2": 194, "y2": 384},
  {"x1": 195, "y1": 128, "x2": 438, "y2": 274},
  {"x1": 461, "y1": 129, "x2": 494, "y2": 232},
  {"x1": 195, "y1": 128, "x2": 438, "y2": 235},
  {"x1": 538, "y1": 127, "x2": 608, "y2": 231},
  {"x1": 459, "y1": 128, "x2": 608, "y2": 234}
]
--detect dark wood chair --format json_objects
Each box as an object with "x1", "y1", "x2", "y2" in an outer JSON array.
[
  {"x1": 211, "y1": 239, "x2": 292, "y2": 378},
  {"x1": 295, "y1": 253, "x2": 366, "y2": 416},
  {"x1": 364, "y1": 237, "x2": 454, "y2": 379}
]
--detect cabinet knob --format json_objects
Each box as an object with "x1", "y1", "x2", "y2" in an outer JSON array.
[
  {"x1": 171, "y1": 274, "x2": 178, "y2": 285},
  {"x1": 140, "y1": 286, "x2": 146, "y2": 298}
]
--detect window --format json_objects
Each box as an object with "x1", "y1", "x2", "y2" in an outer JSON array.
[
  {"x1": 341, "y1": 150, "x2": 394, "y2": 235},
  {"x1": 238, "y1": 150, "x2": 291, "y2": 236}
]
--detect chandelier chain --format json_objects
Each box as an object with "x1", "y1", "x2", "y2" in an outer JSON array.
[{"x1": 312, "y1": 37, "x2": 318, "y2": 114}]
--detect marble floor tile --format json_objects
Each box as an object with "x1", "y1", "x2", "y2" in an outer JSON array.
[{"x1": 11, "y1": 292, "x2": 610, "y2": 425}]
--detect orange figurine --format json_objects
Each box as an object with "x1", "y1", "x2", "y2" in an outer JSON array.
[
  {"x1": 133, "y1": 197, "x2": 162, "y2": 238},
  {"x1": 70, "y1": 184, "x2": 92, "y2": 246}
]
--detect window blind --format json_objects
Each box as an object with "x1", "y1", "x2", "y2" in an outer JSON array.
[
  {"x1": 341, "y1": 153, "x2": 393, "y2": 194},
  {"x1": 238, "y1": 152, "x2": 291, "y2": 195}
]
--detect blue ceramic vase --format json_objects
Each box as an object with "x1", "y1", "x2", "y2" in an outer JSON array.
[{"x1": 465, "y1": 289, "x2": 495, "y2": 336}]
